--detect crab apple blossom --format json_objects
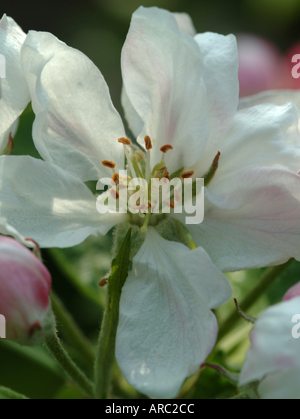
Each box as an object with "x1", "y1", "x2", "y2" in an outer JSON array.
[
  {"x1": 0, "y1": 235, "x2": 54, "y2": 345},
  {"x1": 239, "y1": 286, "x2": 300, "y2": 399},
  {"x1": 1, "y1": 6, "x2": 300, "y2": 398},
  {"x1": 0, "y1": 15, "x2": 30, "y2": 155}
]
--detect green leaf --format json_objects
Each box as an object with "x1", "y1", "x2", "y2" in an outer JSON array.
[{"x1": 0, "y1": 386, "x2": 28, "y2": 400}]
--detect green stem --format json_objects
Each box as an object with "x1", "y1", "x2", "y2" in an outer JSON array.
[
  {"x1": 44, "y1": 329, "x2": 94, "y2": 398},
  {"x1": 218, "y1": 259, "x2": 293, "y2": 341},
  {"x1": 94, "y1": 292, "x2": 116, "y2": 399},
  {"x1": 50, "y1": 292, "x2": 95, "y2": 370},
  {"x1": 94, "y1": 228, "x2": 131, "y2": 399}
]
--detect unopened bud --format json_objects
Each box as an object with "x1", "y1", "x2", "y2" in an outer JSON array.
[{"x1": 0, "y1": 236, "x2": 54, "y2": 345}]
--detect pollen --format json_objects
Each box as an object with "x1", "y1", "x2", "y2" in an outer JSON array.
[
  {"x1": 181, "y1": 170, "x2": 194, "y2": 179},
  {"x1": 144, "y1": 135, "x2": 152, "y2": 150},
  {"x1": 160, "y1": 144, "x2": 173, "y2": 153},
  {"x1": 102, "y1": 160, "x2": 116, "y2": 169},
  {"x1": 118, "y1": 137, "x2": 131, "y2": 145}
]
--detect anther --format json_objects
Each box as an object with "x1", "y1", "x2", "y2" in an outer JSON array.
[
  {"x1": 165, "y1": 200, "x2": 175, "y2": 209},
  {"x1": 118, "y1": 137, "x2": 131, "y2": 145},
  {"x1": 111, "y1": 172, "x2": 119, "y2": 186},
  {"x1": 144, "y1": 135, "x2": 152, "y2": 150},
  {"x1": 102, "y1": 160, "x2": 116, "y2": 169},
  {"x1": 181, "y1": 170, "x2": 194, "y2": 179},
  {"x1": 160, "y1": 145, "x2": 173, "y2": 153},
  {"x1": 109, "y1": 188, "x2": 119, "y2": 200}
]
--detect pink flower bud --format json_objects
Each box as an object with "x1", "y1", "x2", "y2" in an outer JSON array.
[
  {"x1": 237, "y1": 34, "x2": 282, "y2": 97},
  {"x1": 0, "y1": 236, "x2": 54, "y2": 345},
  {"x1": 283, "y1": 281, "x2": 300, "y2": 301}
]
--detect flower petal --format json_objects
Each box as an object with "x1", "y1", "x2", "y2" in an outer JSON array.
[
  {"x1": 192, "y1": 97, "x2": 300, "y2": 181},
  {"x1": 0, "y1": 216, "x2": 34, "y2": 248},
  {"x1": 239, "y1": 297, "x2": 300, "y2": 394},
  {"x1": 177, "y1": 167, "x2": 300, "y2": 271},
  {"x1": 0, "y1": 15, "x2": 30, "y2": 153},
  {"x1": 116, "y1": 227, "x2": 231, "y2": 398},
  {"x1": 21, "y1": 31, "x2": 125, "y2": 182},
  {"x1": 0, "y1": 156, "x2": 128, "y2": 247},
  {"x1": 238, "y1": 89, "x2": 300, "y2": 110},
  {"x1": 173, "y1": 13, "x2": 197, "y2": 37},
  {"x1": 193, "y1": 32, "x2": 239, "y2": 145},
  {"x1": 121, "y1": 6, "x2": 209, "y2": 174}
]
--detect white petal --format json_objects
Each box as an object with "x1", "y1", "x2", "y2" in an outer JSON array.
[
  {"x1": 0, "y1": 217, "x2": 34, "y2": 248},
  {"x1": 116, "y1": 227, "x2": 231, "y2": 398},
  {"x1": 121, "y1": 6, "x2": 209, "y2": 174},
  {"x1": 173, "y1": 13, "x2": 197, "y2": 37},
  {"x1": 121, "y1": 86, "x2": 143, "y2": 139},
  {"x1": 21, "y1": 31, "x2": 125, "y2": 182},
  {"x1": 215, "y1": 103, "x2": 300, "y2": 178},
  {"x1": 239, "y1": 297, "x2": 300, "y2": 392},
  {"x1": 258, "y1": 369, "x2": 300, "y2": 399},
  {"x1": 0, "y1": 156, "x2": 128, "y2": 248},
  {"x1": 0, "y1": 15, "x2": 30, "y2": 152},
  {"x1": 238, "y1": 89, "x2": 300, "y2": 110},
  {"x1": 178, "y1": 168, "x2": 300, "y2": 271},
  {"x1": 194, "y1": 32, "x2": 239, "y2": 146}
]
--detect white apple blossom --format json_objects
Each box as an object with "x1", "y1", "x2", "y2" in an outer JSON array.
[
  {"x1": 0, "y1": 15, "x2": 30, "y2": 154},
  {"x1": 0, "y1": 6, "x2": 300, "y2": 397},
  {"x1": 239, "y1": 286, "x2": 300, "y2": 399}
]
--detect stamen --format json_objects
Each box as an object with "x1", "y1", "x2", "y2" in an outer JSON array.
[
  {"x1": 165, "y1": 200, "x2": 175, "y2": 209},
  {"x1": 181, "y1": 170, "x2": 194, "y2": 179},
  {"x1": 111, "y1": 172, "x2": 119, "y2": 186},
  {"x1": 135, "y1": 150, "x2": 145, "y2": 163},
  {"x1": 144, "y1": 135, "x2": 152, "y2": 150},
  {"x1": 118, "y1": 137, "x2": 131, "y2": 145},
  {"x1": 109, "y1": 188, "x2": 119, "y2": 200},
  {"x1": 102, "y1": 160, "x2": 116, "y2": 169},
  {"x1": 204, "y1": 151, "x2": 221, "y2": 186},
  {"x1": 118, "y1": 139, "x2": 137, "y2": 178},
  {"x1": 160, "y1": 145, "x2": 173, "y2": 153}
]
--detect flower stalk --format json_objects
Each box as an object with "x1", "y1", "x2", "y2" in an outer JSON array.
[
  {"x1": 44, "y1": 328, "x2": 94, "y2": 399},
  {"x1": 94, "y1": 228, "x2": 132, "y2": 399}
]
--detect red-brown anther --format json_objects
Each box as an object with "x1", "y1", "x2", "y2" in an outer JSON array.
[
  {"x1": 102, "y1": 160, "x2": 116, "y2": 169},
  {"x1": 99, "y1": 276, "x2": 109, "y2": 287},
  {"x1": 160, "y1": 144, "x2": 173, "y2": 153},
  {"x1": 111, "y1": 172, "x2": 120, "y2": 186},
  {"x1": 165, "y1": 200, "x2": 175, "y2": 209},
  {"x1": 181, "y1": 170, "x2": 194, "y2": 179},
  {"x1": 144, "y1": 135, "x2": 152, "y2": 150},
  {"x1": 109, "y1": 188, "x2": 119, "y2": 200},
  {"x1": 118, "y1": 137, "x2": 131, "y2": 145}
]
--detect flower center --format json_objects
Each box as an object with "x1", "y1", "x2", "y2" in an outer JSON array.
[{"x1": 101, "y1": 136, "x2": 194, "y2": 232}]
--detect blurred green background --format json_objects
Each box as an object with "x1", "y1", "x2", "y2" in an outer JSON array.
[{"x1": 1, "y1": 0, "x2": 300, "y2": 399}]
